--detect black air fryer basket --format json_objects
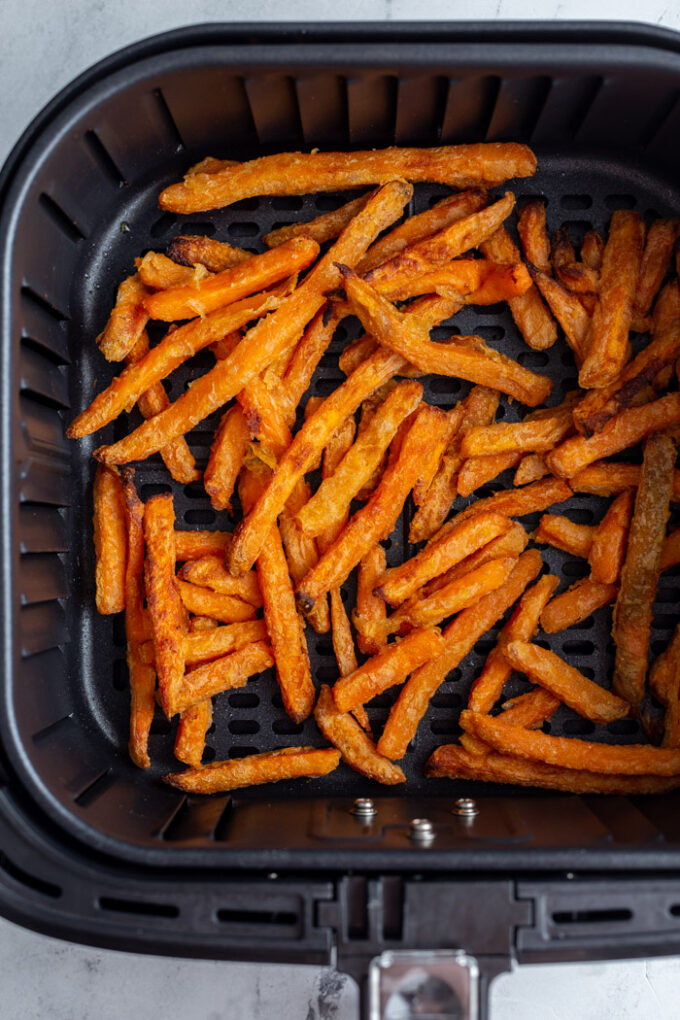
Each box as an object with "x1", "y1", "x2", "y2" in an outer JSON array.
[{"x1": 4, "y1": 22, "x2": 680, "y2": 1019}]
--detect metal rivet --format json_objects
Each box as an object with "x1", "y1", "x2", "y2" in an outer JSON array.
[
  {"x1": 351, "y1": 797, "x2": 376, "y2": 818},
  {"x1": 409, "y1": 818, "x2": 435, "y2": 843},
  {"x1": 452, "y1": 797, "x2": 479, "y2": 818}
]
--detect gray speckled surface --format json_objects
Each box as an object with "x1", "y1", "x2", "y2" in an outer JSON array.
[{"x1": 3, "y1": 2, "x2": 680, "y2": 1017}]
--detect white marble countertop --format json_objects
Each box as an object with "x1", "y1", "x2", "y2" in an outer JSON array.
[{"x1": 3, "y1": 2, "x2": 680, "y2": 1017}]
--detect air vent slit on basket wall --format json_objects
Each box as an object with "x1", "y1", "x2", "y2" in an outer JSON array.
[
  {"x1": 0, "y1": 851, "x2": 61, "y2": 899},
  {"x1": 31, "y1": 713, "x2": 73, "y2": 746},
  {"x1": 570, "y1": 75, "x2": 606, "y2": 140},
  {"x1": 20, "y1": 285, "x2": 68, "y2": 323},
  {"x1": 98, "y1": 896, "x2": 179, "y2": 919},
  {"x1": 152, "y1": 87, "x2": 185, "y2": 152},
  {"x1": 640, "y1": 88, "x2": 680, "y2": 150},
  {"x1": 83, "y1": 129, "x2": 127, "y2": 187},
  {"x1": 38, "y1": 193, "x2": 86, "y2": 243},
  {"x1": 73, "y1": 768, "x2": 116, "y2": 808}
]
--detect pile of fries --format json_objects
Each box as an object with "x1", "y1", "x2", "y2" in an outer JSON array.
[{"x1": 71, "y1": 144, "x2": 680, "y2": 796}]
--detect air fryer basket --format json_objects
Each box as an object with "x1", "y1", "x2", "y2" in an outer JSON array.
[{"x1": 4, "y1": 23, "x2": 680, "y2": 1017}]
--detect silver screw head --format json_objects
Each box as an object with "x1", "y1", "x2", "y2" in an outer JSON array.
[
  {"x1": 452, "y1": 797, "x2": 479, "y2": 817},
  {"x1": 409, "y1": 818, "x2": 435, "y2": 843},
  {"x1": 351, "y1": 797, "x2": 376, "y2": 818}
]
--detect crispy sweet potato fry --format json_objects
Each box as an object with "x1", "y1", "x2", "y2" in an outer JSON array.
[
  {"x1": 468, "y1": 574, "x2": 559, "y2": 714},
  {"x1": 175, "y1": 530, "x2": 232, "y2": 562},
  {"x1": 552, "y1": 225, "x2": 576, "y2": 270},
  {"x1": 505, "y1": 640, "x2": 629, "y2": 723},
  {"x1": 264, "y1": 193, "x2": 372, "y2": 248},
  {"x1": 376, "y1": 510, "x2": 511, "y2": 607},
  {"x1": 375, "y1": 259, "x2": 531, "y2": 305},
  {"x1": 424, "y1": 521, "x2": 529, "y2": 595},
  {"x1": 159, "y1": 145, "x2": 536, "y2": 212},
  {"x1": 281, "y1": 307, "x2": 344, "y2": 419},
  {"x1": 456, "y1": 451, "x2": 521, "y2": 499},
  {"x1": 555, "y1": 261, "x2": 600, "y2": 295},
  {"x1": 145, "y1": 237, "x2": 319, "y2": 321},
  {"x1": 534, "y1": 513, "x2": 595, "y2": 559},
  {"x1": 97, "y1": 274, "x2": 150, "y2": 362},
  {"x1": 376, "y1": 550, "x2": 542, "y2": 759},
  {"x1": 498, "y1": 688, "x2": 561, "y2": 728},
  {"x1": 581, "y1": 230, "x2": 605, "y2": 271},
  {"x1": 330, "y1": 587, "x2": 369, "y2": 733},
  {"x1": 589, "y1": 490, "x2": 634, "y2": 584},
  {"x1": 480, "y1": 225, "x2": 558, "y2": 350},
  {"x1": 569, "y1": 460, "x2": 680, "y2": 500},
  {"x1": 353, "y1": 545, "x2": 388, "y2": 657},
  {"x1": 296, "y1": 406, "x2": 450, "y2": 612},
  {"x1": 184, "y1": 620, "x2": 269, "y2": 667},
  {"x1": 613, "y1": 433, "x2": 675, "y2": 710},
  {"x1": 143, "y1": 494, "x2": 185, "y2": 718},
  {"x1": 578, "y1": 211, "x2": 645, "y2": 389},
  {"x1": 528, "y1": 266, "x2": 591, "y2": 363},
  {"x1": 540, "y1": 578, "x2": 617, "y2": 633},
  {"x1": 460, "y1": 407, "x2": 574, "y2": 459},
  {"x1": 295, "y1": 381, "x2": 423, "y2": 540},
  {"x1": 164, "y1": 746, "x2": 340, "y2": 794},
  {"x1": 634, "y1": 218, "x2": 680, "y2": 318},
  {"x1": 317, "y1": 416, "x2": 358, "y2": 552},
  {"x1": 425, "y1": 744, "x2": 680, "y2": 793},
  {"x1": 340, "y1": 267, "x2": 552, "y2": 406},
  {"x1": 513, "y1": 454, "x2": 549, "y2": 486},
  {"x1": 649, "y1": 623, "x2": 680, "y2": 706},
  {"x1": 517, "y1": 199, "x2": 551, "y2": 273},
  {"x1": 179, "y1": 556, "x2": 261, "y2": 607},
  {"x1": 460, "y1": 709, "x2": 680, "y2": 775},
  {"x1": 174, "y1": 699, "x2": 212, "y2": 767},
  {"x1": 546, "y1": 393, "x2": 680, "y2": 479},
  {"x1": 98, "y1": 181, "x2": 412, "y2": 468},
  {"x1": 204, "y1": 406, "x2": 250, "y2": 513},
  {"x1": 177, "y1": 580, "x2": 258, "y2": 623},
  {"x1": 137, "y1": 251, "x2": 211, "y2": 290},
  {"x1": 188, "y1": 616, "x2": 219, "y2": 632},
  {"x1": 166, "y1": 234, "x2": 250, "y2": 273},
  {"x1": 93, "y1": 464, "x2": 127, "y2": 615},
  {"x1": 314, "y1": 685, "x2": 404, "y2": 783},
  {"x1": 333, "y1": 627, "x2": 445, "y2": 714},
  {"x1": 173, "y1": 641, "x2": 274, "y2": 714}
]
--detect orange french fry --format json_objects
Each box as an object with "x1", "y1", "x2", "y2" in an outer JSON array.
[
  {"x1": 376, "y1": 550, "x2": 542, "y2": 759},
  {"x1": 93, "y1": 463, "x2": 127, "y2": 615},
  {"x1": 314, "y1": 685, "x2": 404, "y2": 784},
  {"x1": 188, "y1": 616, "x2": 219, "y2": 632},
  {"x1": 98, "y1": 181, "x2": 412, "y2": 469},
  {"x1": 423, "y1": 521, "x2": 529, "y2": 596},
  {"x1": 376, "y1": 510, "x2": 511, "y2": 607},
  {"x1": 534, "y1": 513, "x2": 595, "y2": 559},
  {"x1": 517, "y1": 198, "x2": 551, "y2": 274},
  {"x1": 164, "y1": 746, "x2": 341, "y2": 794},
  {"x1": 634, "y1": 218, "x2": 680, "y2": 318},
  {"x1": 174, "y1": 699, "x2": 212, "y2": 768},
  {"x1": 425, "y1": 744, "x2": 680, "y2": 793},
  {"x1": 166, "y1": 234, "x2": 250, "y2": 273},
  {"x1": 333, "y1": 627, "x2": 445, "y2": 714},
  {"x1": 528, "y1": 265, "x2": 591, "y2": 363},
  {"x1": 588, "y1": 490, "x2": 634, "y2": 584},
  {"x1": 279, "y1": 483, "x2": 332, "y2": 638},
  {"x1": 204, "y1": 405, "x2": 250, "y2": 513},
  {"x1": 143, "y1": 493, "x2": 185, "y2": 718},
  {"x1": 353, "y1": 544, "x2": 388, "y2": 657},
  {"x1": 546, "y1": 393, "x2": 680, "y2": 479},
  {"x1": 296, "y1": 406, "x2": 450, "y2": 612},
  {"x1": 173, "y1": 641, "x2": 274, "y2": 714},
  {"x1": 264, "y1": 193, "x2": 372, "y2": 248},
  {"x1": 649, "y1": 625, "x2": 680, "y2": 749},
  {"x1": 581, "y1": 230, "x2": 605, "y2": 270},
  {"x1": 174, "y1": 530, "x2": 232, "y2": 562},
  {"x1": 459, "y1": 709, "x2": 680, "y2": 775},
  {"x1": 513, "y1": 453, "x2": 549, "y2": 486},
  {"x1": 578, "y1": 211, "x2": 645, "y2": 389},
  {"x1": 481, "y1": 225, "x2": 557, "y2": 350},
  {"x1": 555, "y1": 261, "x2": 600, "y2": 295},
  {"x1": 137, "y1": 251, "x2": 211, "y2": 290},
  {"x1": 374, "y1": 259, "x2": 531, "y2": 304},
  {"x1": 184, "y1": 620, "x2": 269, "y2": 667},
  {"x1": 159, "y1": 145, "x2": 536, "y2": 212},
  {"x1": 281, "y1": 306, "x2": 345, "y2": 420},
  {"x1": 317, "y1": 416, "x2": 358, "y2": 552},
  {"x1": 97, "y1": 273, "x2": 150, "y2": 362},
  {"x1": 456, "y1": 452, "x2": 521, "y2": 498},
  {"x1": 613, "y1": 433, "x2": 675, "y2": 711},
  {"x1": 329, "y1": 587, "x2": 369, "y2": 732},
  {"x1": 460, "y1": 406, "x2": 574, "y2": 458},
  {"x1": 540, "y1": 578, "x2": 617, "y2": 633},
  {"x1": 238, "y1": 373, "x2": 293, "y2": 454},
  {"x1": 504, "y1": 640, "x2": 629, "y2": 724},
  {"x1": 552, "y1": 225, "x2": 576, "y2": 271},
  {"x1": 411, "y1": 406, "x2": 463, "y2": 507},
  {"x1": 176, "y1": 580, "x2": 258, "y2": 623},
  {"x1": 498, "y1": 688, "x2": 561, "y2": 728},
  {"x1": 178, "y1": 555, "x2": 261, "y2": 607},
  {"x1": 144, "y1": 237, "x2": 319, "y2": 321},
  {"x1": 468, "y1": 573, "x2": 559, "y2": 714},
  {"x1": 568, "y1": 460, "x2": 680, "y2": 500}
]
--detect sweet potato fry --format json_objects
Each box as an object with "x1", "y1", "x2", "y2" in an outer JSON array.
[
  {"x1": 505, "y1": 640, "x2": 629, "y2": 723},
  {"x1": 540, "y1": 578, "x2": 617, "y2": 633},
  {"x1": 316, "y1": 417, "x2": 358, "y2": 552},
  {"x1": 460, "y1": 406, "x2": 574, "y2": 459},
  {"x1": 164, "y1": 746, "x2": 340, "y2": 794},
  {"x1": 376, "y1": 550, "x2": 542, "y2": 759},
  {"x1": 177, "y1": 580, "x2": 258, "y2": 623},
  {"x1": 634, "y1": 218, "x2": 680, "y2": 318},
  {"x1": 569, "y1": 460, "x2": 680, "y2": 500},
  {"x1": 137, "y1": 251, "x2": 211, "y2": 290},
  {"x1": 184, "y1": 620, "x2": 268, "y2": 667},
  {"x1": 376, "y1": 510, "x2": 511, "y2": 607},
  {"x1": 186, "y1": 157, "x2": 239, "y2": 175},
  {"x1": 425, "y1": 744, "x2": 680, "y2": 793},
  {"x1": 188, "y1": 616, "x2": 219, "y2": 632},
  {"x1": 296, "y1": 405, "x2": 450, "y2": 612},
  {"x1": 146, "y1": 237, "x2": 318, "y2": 321},
  {"x1": 121, "y1": 470, "x2": 155, "y2": 768},
  {"x1": 581, "y1": 230, "x2": 605, "y2": 271},
  {"x1": 281, "y1": 306, "x2": 344, "y2": 419},
  {"x1": 178, "y1": 556, "x2": 261, "y2": 607},
  {"x1": 340, "y1": 267, "x2": 552, "y2": 406},
  {"x1": 424, "y1": 521, "x2": 529, "y2": 595},
  {"x1": 238, "y1": 372, "x2": 293, "y2": 454},
  {"x1": 375, "y1": 259, "x2": 531, "y2": 305},
  {"x1": 498, "y1": 688, "x2": 561, "y2": 728},
  {"x1": 174, "y1": 699, "x2": 212, "y2": 767},
  {"x1": 456, "y1": 452, "x2": 521, "y2": 498},
  {"x1": 328, "y1": 587, "x2": 370, "y2": 730},
  {"x1": 649, "y1": 623, "x2": 680, "y2": 707},
  {"x1": 333, "y1": 627, "x2": 445, "y2": 714},
  {"x1": 97, "y1": 274, "x2": 150, "y2": 362},
  {"x1": 578, "y1": 211, "x2": 645, "y2": 389},
  {"x1": 204, "y1": 406, "x2": 250, "y2": 513},
  {"x1": 534, "y1": 513, "x2": 595, "y2": 559},
  {"x1": 98, "y1": 181, "x2": 412, "y2": 467},
  {"x1": 264, "y1": 193, "x2": 372, "y2": 248},
  {"x1": 661, "y1": 528, "x2": 680, "y2": 572},
  {"x1": 93, "y1": 464, "x2": 127, "y2": 615},
  {"x1": 513, "y1": 454, "x2": 549, "y2": 486},
  {"x1": 613, "y1": 433, "x2": 675, "y2": 710},
  {"x1": 314, "y1": 685, "x2": 404, "y2": 783},
  {"x1": 143, "y1": 494, "x2": 185, "y2": 718},
  {"x1": 353, "y1": 545, "x2": 388, "y2": 657},
  {"x1": 174, "y1": 530, "x2": 232, "y2": 562},
  {"x1": 528, "y1": 265, "x2": 591, "y2": 363},
  {"x1": 68, "y1": 286, "x2": 285, "y2": 438},
  {"x1": 166, "y1": 234, "x2": 250, "y2": 273},
  {"x1": 159, "y1": 145, "x2": 536, "y2": 212},
  {"x1": 555, "y1": 261, "x2": 600, "y2": 295},
  {"x1": 295, "y1": 381, "x2": 423, "y2": 540},
  {"x1": 517, "y1": 199, "x2": 551, "y2": 273},
  {"x1": 173, "y1": 641, "x2": 274, "y2": 714},
  {"x1": 411, "y1": 406, "x2": 463, "y2": 507},
  {"x1": 546, "y1": 393, "x2": 680, "y2": 479},
  {"x1": 468, "y1": 573, "x2": 559, "y2": 713},
  {"x1": 460, "y1": 709, "x2": 680, "y2": 775},
  {"x1": 589, "y1": 490, "x2": 634, "y2": 584},
  {"x1": 480, "y1": 225, "x2": 558, "y2": 350},
  {"x1": 552, "y1": 225, "x2": 576, "y2": 270}
]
